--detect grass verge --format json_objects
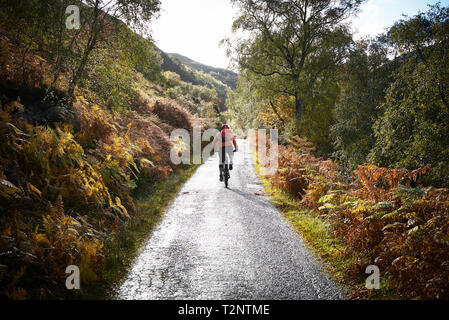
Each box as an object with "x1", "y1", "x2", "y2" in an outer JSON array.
[{"x1": 84, "y1": 164, "x2": 199, "y2": 299}]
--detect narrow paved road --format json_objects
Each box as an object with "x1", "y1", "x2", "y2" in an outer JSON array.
[{"x1": 115, "y1": 139, "x2": 346, "y2": 300}]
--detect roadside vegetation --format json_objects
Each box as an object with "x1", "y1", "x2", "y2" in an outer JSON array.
[
  {"x1": 0, "y1": 0, "x2": 223, "y2": 299},
  {"x1": 253, "y1": 135, "x2": 449, "y2": 299},
  {"x1": 230, "y1": 1, "x2": 449, "y2": 300}
]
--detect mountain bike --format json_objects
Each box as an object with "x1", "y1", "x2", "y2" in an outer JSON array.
[{"x1": 221, "y1": 149, "x2": 237, "y2": 188}]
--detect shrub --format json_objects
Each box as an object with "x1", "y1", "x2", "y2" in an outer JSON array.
[{"x1": 258, "y1": 135, "x2": 449, "y2": 299}]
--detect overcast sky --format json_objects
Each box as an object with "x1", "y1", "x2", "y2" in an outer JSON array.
[{"x1": 150, "y1": 0, "x2": 448, "y2": 70}]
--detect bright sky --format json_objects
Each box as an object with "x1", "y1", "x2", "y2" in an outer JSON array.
[{"x1": 150, "y1": 0, "x2": 449, "y2": 70}]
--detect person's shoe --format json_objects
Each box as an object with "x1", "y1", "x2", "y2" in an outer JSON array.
[
  {"x1": 219, "y1": 174, "x2": 223, "y2": 181},
  {"x1": 229, "y1": 164, "x2": 233, "y2": 170}
]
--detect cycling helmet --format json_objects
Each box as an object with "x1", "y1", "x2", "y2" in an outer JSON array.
[{"x1": 221, "y1": 124, "x2": 229, "y2": 130}]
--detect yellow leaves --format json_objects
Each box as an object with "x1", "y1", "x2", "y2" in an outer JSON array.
[
  {"x1": 381, "y1": 210, "x2": 407, "y2": 222},
  {"x1": 352, "y1": 203, "x2": 369, "y2": 214},
  {"x1": 125, "y1": 122, "x2": 133, "y2": 144},
  {"x1": 104, "y1": 137, "x2": 135, "y2": 169},
  {"x1": 391, "y1": 255, "x2": 419, "y2": 268},
  {"x1": 33, "y1": 233, "x2": 51, "y2": 247},
  {"x1": 108, "y1": 193, "x2": 114, "y2": 207},
  {"x1": 382, "y1": 222, "x2": 406, "y2": 231},
  {"x1": 407, "y1": 225, "x2": 421, "y2": 236},
  {"x1": 115, "y1": 196, "x2": 129, "y2": 218},
  {"x1": 2, "y1": 226, "x2": 11, "y2": 237},
  {"x1": 0, "y1": 179, "x2": 21, "y2": 199},
  {"x1": 318, "y1": 203, "x2": 334, "y2": 211},
  {"x1": 256, "y1": 94, "x2": 294, "y2": 129},
  {"x1": 107, "y1": 194, "x2": 130, "y2": 218},
  {"x1": 318, "y1": 193, "x2": 336, "y2": 203},
  {"x1": 10, "y1": 287, "x2": 27, "y2": 300},
  {"x1": 135, "y1": 137, "x2": 154, "y2": 155},
  {"x1": 27, "y1": 182, "x2": 41, "y2": 199},
  {"x1": 139, "y1": 157, "x2": 154, "y2": 168}
]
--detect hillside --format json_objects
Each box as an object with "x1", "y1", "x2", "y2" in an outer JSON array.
[
  {"x1": 155, "y1": 48, "x2": 235, "y2": 112},
  {"x1": 168, "y1": 53, "x2": 238, "y2": 89},
  {"x1": 0, "y1": 0, "x2": 221, "y2": 299}
]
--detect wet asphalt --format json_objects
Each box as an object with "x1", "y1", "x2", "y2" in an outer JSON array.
[{"x1": 115, "y1": 139, "x2": 347, "y2": 300}]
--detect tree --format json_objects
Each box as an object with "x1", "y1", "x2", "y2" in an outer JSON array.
[
  {"x1": 0, "y1": 0, "x2": 72, "y2": 86},
  {"x1": 0, "y1": 0, "x2": 161, "y2": 96},
  {"x1": 226, "y1": 73, "x2": 265, "y2": 129},
  {"x1": 67, "y1": 0, "x2": 161, "y2": 96},
  {"x1": 331, "y1": 39, "x2": 395, "y2": 169},
  {"x1": 226, "y1": 0, "x2": 363, "y2": 121},
  {"x1": 368, "y1": 4, "x2": 449, "y2": 187}
]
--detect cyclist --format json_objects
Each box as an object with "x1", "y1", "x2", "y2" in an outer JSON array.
[{"x1": 212, "y1": 124, "x2": 238, "y2": 181}]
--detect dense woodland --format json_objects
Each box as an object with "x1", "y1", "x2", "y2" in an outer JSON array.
[
  {"x1": 226, "y1": 1, "x2": 449, "y2": 188},
  {"x1": 228, "y1": 0, "x2": 449, "y2": 299}
]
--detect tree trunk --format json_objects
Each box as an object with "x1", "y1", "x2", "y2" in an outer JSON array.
[
  {"x1": 68, "y1": 47, "x2": 92, "y2": 97},
  {"x1": 295, "y1": 95, "x2": 303, "y2": 121},
  {"x1": 68, "y1": 0, "x2": 100, "y2": 98},
  {"x1": 21, "y1": 41, "x2": 32, "y2": 87},
  {"x1": 269, "y1": 100, "x2": 285, "y2": 124}
]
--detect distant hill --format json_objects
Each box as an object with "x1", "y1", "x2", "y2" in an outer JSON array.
[
  {"x1": 168, "y1": 53, "x2": 238, "y2": 89},
  {"x1": 157, "y1": 49, "x2": 200, "y2": 86},
  {"x1": 156, "y1": 48, "x2": 237, "y2": 111}
]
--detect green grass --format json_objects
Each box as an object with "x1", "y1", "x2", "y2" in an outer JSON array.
[{"x1": 83, "y1": 164, "x2": 199, "y2": 299}]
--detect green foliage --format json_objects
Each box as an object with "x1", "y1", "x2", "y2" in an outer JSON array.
[
  {"x1": 228, "y1": 3, "x2": 449, "y2": 188},
  {"x1": 225, "y1": 78, "x2": 258, "y2": 129},
  {"x1": 81, "y1": 49, "x2": 135, "y2": 113},
  {"x1": 169, "y1": 53, "x2": 238, "y2": 89},
  {"x1": 257, "y1": 135, "x2": 449, "y2": 299},
  {"x1": 368, "y1": 4, "x2": 449, "y2": 187},
  {"x1": 227, "y1": 0, "x2": 360, "y2": 121},
  {"x1": 0, "y1": 0, "x2": 218, "y2": 299},
  {"x1": 163, "y1": 71, "x2": 221, "y2": 127},
  {"x1": 331, "y1": 39, "x2": 395, "y2": 169},
  {"x1": 119, "y1": 27, "x2": 163, "y2": 84},
  {"x1": 160, "y1": 51, "x2": 232, "y2": 112},
  {"x1": 0, "y1": 0, "x2": 162, "y2": 94}
]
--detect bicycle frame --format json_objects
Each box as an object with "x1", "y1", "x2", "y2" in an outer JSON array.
[{"x1": 220, "y1": 146, "x2": 235, "y2": 188}]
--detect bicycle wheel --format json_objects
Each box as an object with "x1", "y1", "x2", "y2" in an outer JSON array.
[{"x1": 224, "y1": 168, "x2": 229, "y2": 188}]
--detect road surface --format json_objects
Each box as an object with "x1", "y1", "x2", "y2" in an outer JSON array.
[{"x1": 115, "y1": 139, "x2": 346, "y2": 300}]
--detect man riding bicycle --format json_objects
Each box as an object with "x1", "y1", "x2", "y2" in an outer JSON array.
[{"x1": 212, "y1": 124, "x2": 238, "y2": 182}]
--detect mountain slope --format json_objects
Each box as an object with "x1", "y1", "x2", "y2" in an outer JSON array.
[
  {"x1": 168, "y1": 53, "x2": 238, "y2": 89},
  {"x1": 156, "y1": 48, "x2": 236, "y2": 111}
]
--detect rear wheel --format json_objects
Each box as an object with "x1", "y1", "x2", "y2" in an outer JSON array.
[{"x1": 224, "y1": 168, "x2": 229, "y2": 188}]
